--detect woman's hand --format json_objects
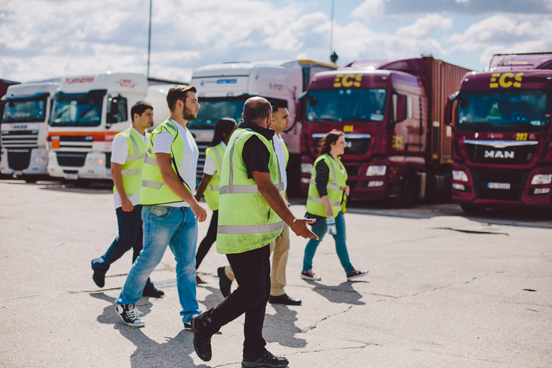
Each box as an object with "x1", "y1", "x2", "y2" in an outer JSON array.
[
  {"x1": 344, "y1": 185, "x2": 350, "y2": 196},
  {"x1": 325, "y1": 205, "x2": 333, "y2": 217}
]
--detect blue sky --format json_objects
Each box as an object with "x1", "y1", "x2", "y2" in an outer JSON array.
[{"x1": 1, "y1": 0, "x2": 551, "y2": 83}]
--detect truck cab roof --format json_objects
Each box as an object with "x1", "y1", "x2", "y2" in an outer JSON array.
[
  {"x1": 59, "y1": 72, "x2": 149, "y2": 95},
  {"x1": 489, "y1": 52, "x2": 552, "y2": 71},
  {"x1": 3, "y1": 81, "x2": 60, "y2": 99}
]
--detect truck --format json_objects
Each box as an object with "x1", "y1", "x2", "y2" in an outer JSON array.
[
  {"x1": 449, "y1": 52, "x2": 552, "y2": 213},
  {"x1": 1, "y1": 79, "x2": 59, "y2": 182},
  {"x1": 298, "y1": 57, "x2": 471, "y2": 206},
  {"x1": 46, "y1": 72, "x2": 175, "y2": 185},
  {"x1": 189, "y1": 59, "x2": 337, "y2": 193}
]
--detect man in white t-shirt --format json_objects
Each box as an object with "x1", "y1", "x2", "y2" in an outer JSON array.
[
  {"x1": 115, "y1": 86, "x2": 207, "y2": 329},
  {"x1": 91, "y1": 101, "x2": 163, "y2": 298}
]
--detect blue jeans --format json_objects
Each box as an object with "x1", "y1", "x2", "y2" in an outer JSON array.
[
  {"x1": 302, "y1": 211, "x2": 354, "y2": 275},
  {"x1": 92, "y1": 205, "x2": 155, "y2": 290},
  {"x1": 116, "y1": 205, "x2": 201, "y2": 323}
]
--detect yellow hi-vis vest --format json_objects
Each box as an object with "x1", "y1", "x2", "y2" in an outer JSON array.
[
  {"x1": 112, "y1": 127, "x2": 146, "y2": 203},
  {"x1": 204, "y1": 143, "x2": 225, "y2": 211},
  {"x1": 139, "y1": 119, "x2": 192, "y2": 206},
  {"x1": 306, "y1": 153, "x2": 348, "y2": 217},
  {"x1": 216, "y1": 128, "x2": 285, "y2": 254}
]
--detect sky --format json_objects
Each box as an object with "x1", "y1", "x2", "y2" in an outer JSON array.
[{"x1": 1, "y1": 0, "x2": 552, "y2": 83}]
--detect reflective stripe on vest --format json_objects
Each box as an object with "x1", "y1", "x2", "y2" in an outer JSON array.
[
  {"x1": 139, "y1": 119, "x2": 191, "y2": 205},
  {"x1": 306, "y1": 153, "x2": 348, "y2": 217},
  {"x1": 113, "y1": 127, "x2": 146, "y2": 200},
  {"x1": 216, "y1": 128, "x2": 285, "y2": 254},
  {"x1": 204, "y1": 143, "x2": 225, "y2": 211}
]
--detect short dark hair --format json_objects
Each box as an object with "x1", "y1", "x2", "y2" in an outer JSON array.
[
  {"x1": 166, "y1": 85, "x2": 197, "y2": 112},
  {"x1": 243, "y1": 97, "x2": 272, "y2": 121},
  {"x1": 131, "y1": 101, "x2": 153, "y2": 121},
  {"x1": 270, "y1": 99, "x2": 288, "y2": 111}
]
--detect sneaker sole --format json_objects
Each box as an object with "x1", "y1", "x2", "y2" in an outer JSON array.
[
  {"x1": 300, "y1": 275, "x2": 321, "y2": 281},
  {"x1": 347, "y1": 271, "x2": 369, "y2": 281},
  {"x1": 242, "y1": 361, "x2": 289, "y2": 368}
]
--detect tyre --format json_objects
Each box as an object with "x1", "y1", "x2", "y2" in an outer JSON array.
[
  {"x1": 460, "y1": 203, "x2": 486, "y2": 214},
  {"x1": 74, "y1": 179, "x2": 91, "y2": 188},
  {"x1": 24, "y1": 177, "x2": 38, "y2": 184},
  {"x1": 393, "y1": 170, "x2": 418, "y2": 208}
]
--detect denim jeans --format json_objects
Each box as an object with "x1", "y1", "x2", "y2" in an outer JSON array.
[
  {"x1": 92, "y1": 205, "x2": 155, "y2": 290},
  {"x1": 116, "y1": 205, "x2": 201, "y2": 323},
  {"x1": 302, "y1": 211, "x2": 354, "y2": 275}
]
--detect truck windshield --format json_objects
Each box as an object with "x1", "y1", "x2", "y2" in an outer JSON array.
[
  {"x1": 2, "y1": 99, "x2": 47, "y2": 123},
  {"x1": 50, "y1": 92, "x2": 104, "y2": 127},
  {"x1": 189, "y1": 98, "x2": 246, "y2": 129},
  {"x1": 306, "y1": 88, "x2": 387, "y2": 122},
  {"x1": 458, "y1": 89, "x2": 551, "y2": 132}
]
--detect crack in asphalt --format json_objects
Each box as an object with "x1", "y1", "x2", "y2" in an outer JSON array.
[{"x1": 301, "y1": 305, "x2": 354, "y2": 333}]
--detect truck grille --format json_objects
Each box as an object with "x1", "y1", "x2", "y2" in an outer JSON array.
[
  {"x1": 469, "y1": 168, "x2": 529, "y2": 201},
  {"x1": 312, "y1": 134, "x2": 371, "y2": 155},
  {"x1": 7, "y1": 149, "x2": 32, "y2": 170},
  {"x1": 1, "y1": 130, "x2": 39, "y2": 148},
  {"x1": 58, "y1": 136, "x2": 94, "y2": 149},
  {"x1": 56, "y1": 152, "x2": 87, "y2": 167},
  {"x1": 465, "y1": 141, "x2": 537, "y2": 165}
]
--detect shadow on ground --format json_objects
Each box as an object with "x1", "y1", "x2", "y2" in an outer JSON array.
[{"x1": 90, "y1": 292, "x2": 210, "y2": 368}]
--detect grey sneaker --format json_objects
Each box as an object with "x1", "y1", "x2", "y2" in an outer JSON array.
[{"x1": 116, "y1": 304, "x2": 144, "y2": 327}]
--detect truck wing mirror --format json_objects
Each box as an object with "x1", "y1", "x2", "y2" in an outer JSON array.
[
  {"x1": 393, "y1": 93, "x2": 407, "y2": 123},
  {"x1": 444, "y1": 92, "x2": 457, "y2": 126}
]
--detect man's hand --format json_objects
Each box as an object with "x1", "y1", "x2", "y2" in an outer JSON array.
[
  {"x1": 190, "y1": 202, "x2": 207, "y2": 223},
  {"x1": 290, "y1": 218, "x2": 319, "y2": 239},
  {"x1": 121, "y1": 197, "x2": 134, "y2": 212},
  {"x1": 345, "y1": 185, "x2": 350, "y2": 196}
]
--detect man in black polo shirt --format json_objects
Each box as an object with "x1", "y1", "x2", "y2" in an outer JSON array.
[{"x1": 191, "y1": 97, "x2": 317, "y2": 367}]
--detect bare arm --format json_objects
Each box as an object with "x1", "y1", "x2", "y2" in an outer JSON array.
[
  {"x1": 111, "y1": 163, "x2": 133, "y2": 212},
  {"x1": 195, "y1": 173, "x2": 213, "y2": 202},
  {"x1": 252, "y1": 171, "x2": 318, "y2": 239},
  {"x1": 156, "y1": 153, "x2": 207, "y2": 222}
]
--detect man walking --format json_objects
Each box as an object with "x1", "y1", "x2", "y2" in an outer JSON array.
[
  {"x1": 191, "y1": 97, "x2": 317, "y2": 367},
  {"x1": 115, "y1": 86, "x2": 207, "y2": 329},
  {"x1": 217, "y1": 101, "x2": 301, "y2": 306},
  {"x1": 91, "y1": 101, "x2": 163, "y2": 298}
]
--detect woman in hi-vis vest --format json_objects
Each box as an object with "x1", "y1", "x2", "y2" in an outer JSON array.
[
  {"x1": 194, "y1": 118, "x2": 237, "y2": 283},
  {"x1": 301, "y1": 130, "x2": 368, "y2": 282}
]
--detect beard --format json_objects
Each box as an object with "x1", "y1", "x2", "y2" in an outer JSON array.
[{"x1": 182, "y1": 106, "x2": 197, "y2": 121}]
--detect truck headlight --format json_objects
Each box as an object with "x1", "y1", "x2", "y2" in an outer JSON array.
[
  {"x1": 366, "y1": 165, "x2": 386, "y2": 176},
  {"x1": 452, "y1": 170, "x2": 468, "y2": 182},
  {"x1": 301, "y1": 163, "x2": 313, "y2": 174},
  {"x1": 87, "y1": 157, "x2": 105, "y2": 165},
  {"x1": 33, "y1": 155, "x2": 47, "y2": 163},
  {"x1": 531, "y1": 174, "x2": 552, "y2": 185}
]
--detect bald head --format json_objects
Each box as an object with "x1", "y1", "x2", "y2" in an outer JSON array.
[{"x1": 242, "y1": 97, "x2": 272, "y2": 126}]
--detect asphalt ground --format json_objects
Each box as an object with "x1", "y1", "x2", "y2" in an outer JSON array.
[{"x1": 0, "y1": 179, "x2": 551, "y2": 368}]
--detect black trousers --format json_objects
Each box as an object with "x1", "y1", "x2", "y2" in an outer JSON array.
[
  {"x1": 199, "y1": 244, "x2": 271, "y2": 358},
  {"x1": 195, "y1": 210, "x2": 218, "y2": 269}
]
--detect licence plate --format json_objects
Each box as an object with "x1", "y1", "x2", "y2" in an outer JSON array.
[
  {"x1": 64, "y1": 173, "x2": 78, "y2": 180},
  {"x1": 487, "y1": 182, "x2": 511, "y2": 190}
]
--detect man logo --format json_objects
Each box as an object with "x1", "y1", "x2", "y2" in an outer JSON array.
[{"x1": 484, "y1": 150, "x2": 514, "y2": 159}]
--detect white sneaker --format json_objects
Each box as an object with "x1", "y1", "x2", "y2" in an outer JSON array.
[{"x1": 116, "y1": 303, "x2": 145, "y2": 327}]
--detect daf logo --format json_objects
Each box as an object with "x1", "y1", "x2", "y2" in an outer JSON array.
[{"x1": 484, "y1": 150, "x2": 514, "y2": 159}]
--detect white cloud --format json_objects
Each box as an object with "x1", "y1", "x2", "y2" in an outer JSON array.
[
  {"x1": 396, "y1": 14, "x2": 453, "y2": 38},
  {"x1": 352, "y1": 0, "x2": 388, "y2": 22}
]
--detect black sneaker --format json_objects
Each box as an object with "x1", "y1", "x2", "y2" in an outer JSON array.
[
  {"x1": 91, "y1": 260, "x2": 105, "y2": 288},
  {"x1": 242, "y1": 350, "x2": 289, "y2": 367},
  {"x1": 191, "y1": 314, "x2": 212, "y2": 361},
  {"x1": 183, "y1": 322, "x2": 191, "y2": 331},
  {"x1": 116, "y1": 304, "x2": 144, "y2": 327},
  {"x1": 218, "y1": 266, "x2": 232, "y2": 298},
  {"x1": 142, "y1": 283, "x2": 164, "y2": 298}
]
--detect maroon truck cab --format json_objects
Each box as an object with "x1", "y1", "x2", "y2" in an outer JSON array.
[
  {"x1": 450, "y1": 52, "x2": 552, "y2": 212},
  {"x1": 299, "y1": 57, "x2": 470, "y2": 206}
]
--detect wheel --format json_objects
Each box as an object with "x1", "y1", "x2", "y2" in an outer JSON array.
[
  {"x1": 460, "y1": 203, "x2": 486, "y2": 214},
  {"x1": 393, "y1": 170, "x2": 418, "y2": 208},
  {"x1": 74, "y1": 179, "x2": 91, "y2": 188},
  {"x1": 24, "y1": 178, "x2": 38, "y2": 184}
]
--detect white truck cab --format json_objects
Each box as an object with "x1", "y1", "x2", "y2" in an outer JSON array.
[
  {"x1": 189, "y1": 59, "x2": 336, "y2": 191},
  {"x1": 47, "y1": 72, "x2": 173, "y2": 183},
  {"x1": 1, "y1": 80, "x2": 60, "y2": 182}
]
